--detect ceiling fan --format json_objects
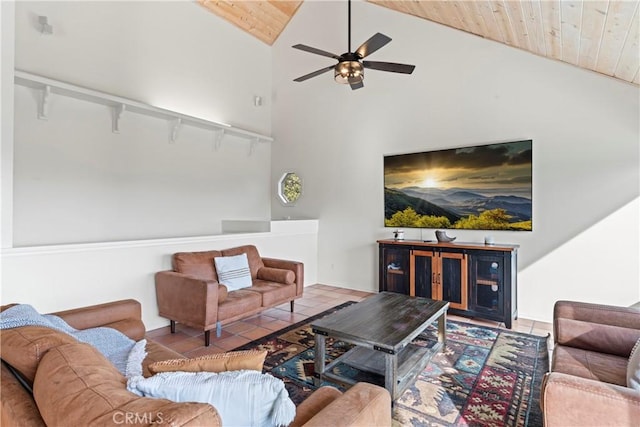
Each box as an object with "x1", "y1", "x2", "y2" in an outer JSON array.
[{"x1": 292, "y1": 0, "x2": 415, "y2": 90}]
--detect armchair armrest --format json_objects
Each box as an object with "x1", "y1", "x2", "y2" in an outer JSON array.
[
  {"x1": 262, "y1": 258, "x2": 304, "y2": 296},
  {"x1": 155, "y1": 271, "x2": 221, "y2": 330},
  {"x1": 554, "y1": 300, "x2": 640, "y2": 357},
  {"x1": 295, "y1": 382, "x2": 391, "y2": 427},
  {"x1": 54, "y1": 299, "x2": 145, "y2": 340},
  {"x1": 542, "y1": 372, "x2": 640, "y2": 426}
]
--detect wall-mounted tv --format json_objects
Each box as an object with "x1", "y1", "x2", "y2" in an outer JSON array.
[{"x1": 384, "y1": 140, "x2": 532, "y2": 231}]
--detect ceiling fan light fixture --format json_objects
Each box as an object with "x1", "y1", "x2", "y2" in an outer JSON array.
[{"x1": 334, "y1": 61, "x2": 363, "y2": 84}]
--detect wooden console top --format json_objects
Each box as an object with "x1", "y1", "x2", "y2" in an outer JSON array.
[{"x1": 377, "y1": 239, "x2": 519, "y2": 252}]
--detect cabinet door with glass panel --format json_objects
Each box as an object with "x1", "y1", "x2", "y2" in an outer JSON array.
[
  {"x1": 411, "y1": 249, "x2": 468, "y2": 310},
  {"x1": 379, "y1": 246, "x2": 410, "y2": 295},
  {"x1": 469, "y1": 253, "x2": 507, "y2": 317}
]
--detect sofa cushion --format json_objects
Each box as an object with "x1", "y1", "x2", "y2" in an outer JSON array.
[
  {"x1": 552, "y1": 345, "x2": 628, "y2": 386},
  {"x1": 214, "y1": 254, "x2": 252, "y2": 291},
  {"x1": 250, "y1": 281, "x2": 297, "y2": 307},
  {"x1": 221, "y1": 245, "x2": 265, "y2": 278},
  {"x1": 0, "y1": 326, "x2": 77, "y2": 384},
  {"x1": 628, "y1": 338, "x2": 640, "y2": 390},
  {"x1": 33, "y1": 342, "x2": 220, "y2": 426},
  {"x1": 128, "y1": 370, "x2": 295, "y2": 427},
  {"x1": 173, "y1": 250, "x2": 222, "y2": 281},
  {"x1": 217, "y1": 290, "x2": 262, "y2": 320},
  {"x1": 148, "y1": 349, "x2": 267, "y2": 375}
]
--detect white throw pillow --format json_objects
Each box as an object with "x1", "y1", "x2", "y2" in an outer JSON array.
[
  {"x1": 214, "y1": 253, "x2": 252, "y2": 291},
  {"x1": 127, "y1": 370, "x2": 295, "y2": 427},
  {"x1": 628, "y1": 338, "x2": 640, "y2": 390}
]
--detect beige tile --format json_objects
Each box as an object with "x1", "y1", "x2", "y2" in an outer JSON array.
[
  {"x1": 214, "y1": 335, "x2": 252, "y2": 351},
  {"x1": 261, "y1": 319, "x2": 292, "y2": 331},
  {"x1": 264, "y1": 310, "x2": 309, "y2": 323},
  {"x1": 223, "y1": 321, "x2": 256, "y2": 335},
  {"x1": 346, "y1": 290, "x2": 375, "y2": 298},
  {"x1": 169, "y1": 336, "x2": 209, "y2": 354},
  {"x1": 292, "y1": 298, "x2": 318, "y2": 308},
  {"x1": 239, "y1": 326, "x2": 273, "y2": 340},
  {"x1": 243, "y1": 314, "x2": 281, "y2": 326},
  {"x1": 184, "y1": 345, "x2": 227, "y2": 358},
  {"x1": 532, "y1": 320, "x2": 553, "y2": 332},
  {"x1": 146, "y1": 325, "x2": 173, "y2": 338},
  {"x1": 512, "y1": 318, "x2": 535, "y2": 328},
  {"x1": 175, "y1": 324, "x2": 207, "y2": 337}
]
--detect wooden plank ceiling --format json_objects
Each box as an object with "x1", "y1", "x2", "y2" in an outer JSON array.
[{"x1": 198, "y1": 1, "x2": 639, "y2": 86}]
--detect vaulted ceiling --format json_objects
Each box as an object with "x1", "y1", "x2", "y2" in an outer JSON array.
[{"x1": 198, "y1": 0, "x2": 639, "y2": 87}]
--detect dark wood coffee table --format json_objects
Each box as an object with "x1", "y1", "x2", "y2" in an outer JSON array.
[{"x1": 311, "y1": 291, "x2": 448, "y2": 400}]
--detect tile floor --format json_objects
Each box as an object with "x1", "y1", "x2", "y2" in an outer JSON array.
[{"x1": 148, "y1": 284, "x2": 554, "y2": 358}]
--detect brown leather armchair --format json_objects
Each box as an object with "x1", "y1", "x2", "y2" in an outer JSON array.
[{"x1": 541, "y1": 300, "x2": 640, "y2": 426}]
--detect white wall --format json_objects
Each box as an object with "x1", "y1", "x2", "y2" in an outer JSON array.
[
  {"x1": 1, "y1": 220, "x2": 319, "y2": 329},
  {"x1": 11, "y1": 1, "x2": 273, "y2": 245},
  {"x1": 1, "y1": 0, "x2": 15, "y2": 249},
  {"x1": 1, "y1": 1, "x2": 319, "y2": 326},
  {"x1": 271, "y1": 1, "x2": 640, "y2": 322}
]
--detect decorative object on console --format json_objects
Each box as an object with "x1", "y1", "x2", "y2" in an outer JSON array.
[
  {"x1": 393, "y1": 229, "x2": 404, "y2": 240},
  {"x1": 384, "y1": 140, "x2": 532, "y2": 231},
  {"x1": 435, "y1": 230, "x2": 456, "y2": 242}
]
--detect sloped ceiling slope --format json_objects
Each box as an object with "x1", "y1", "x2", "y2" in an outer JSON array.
[{"x1": 198, "y1": 0, "x2": 639, "y2": 87}]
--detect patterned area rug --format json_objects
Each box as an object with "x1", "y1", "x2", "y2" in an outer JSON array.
[{"x1": 234, "y1": 302, "x2": 549, "y2": 427}]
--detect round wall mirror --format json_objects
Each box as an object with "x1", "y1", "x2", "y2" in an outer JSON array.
[{"x1": 278, "y1": 172, "x2": 302, "y2": 205}]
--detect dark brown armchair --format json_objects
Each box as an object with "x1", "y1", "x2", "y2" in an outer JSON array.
[{"x1": 541, "y1": 300, "x2": 640, "y2": 426}]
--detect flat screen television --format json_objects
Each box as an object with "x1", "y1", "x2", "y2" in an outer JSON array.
[{"x1": 384, "y1": 140, "x2": 532, "y2": 231}]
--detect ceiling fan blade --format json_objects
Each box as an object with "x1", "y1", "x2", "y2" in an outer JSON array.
[
  {"x1": 355, "y1": 33, "x2": 392, "y2": 58},
  {"x1": 292, "y1": 44, "x2": 341, "y2": 60},
  {"x1": 363, "y1": 60, "x2": 415, "y2": 74},
  {"x1": 293, "y1": 64, "x2": 336, "y2": 82},
  {"x1": 348, "y1": 77, "x2": 364, "y2": 90}
]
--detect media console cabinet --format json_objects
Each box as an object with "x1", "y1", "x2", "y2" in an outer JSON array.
[{"x1": 378, "y1": 239, "x2": 519, "y2": 328}]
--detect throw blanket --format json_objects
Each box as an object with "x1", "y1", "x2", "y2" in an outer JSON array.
[{"x1": 0, "y1": 304, "x2": 146, "y2": 377}]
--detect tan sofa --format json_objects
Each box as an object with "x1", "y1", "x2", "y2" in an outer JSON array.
[
  {"x1": 541, "y1": 300, "x2": 640, "y2": 426},
  {"x1": 0, "y1": 299, "x2": 391, "y2": 426},
  {"x1": 155, "y1": 245, "x2": 304, "y2": 346}
]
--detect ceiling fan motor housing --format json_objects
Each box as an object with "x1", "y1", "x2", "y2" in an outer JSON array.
[{"x1": 335, "y1": 53, "x2": 364, "y2": 84}]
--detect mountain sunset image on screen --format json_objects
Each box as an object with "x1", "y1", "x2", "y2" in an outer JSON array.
[{"x1": 383, "y1": 140, "x2": 532, "y2": 231}]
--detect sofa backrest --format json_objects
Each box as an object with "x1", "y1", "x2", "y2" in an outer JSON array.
[
  {"x1": 34, "y1": 342, "x2": 220, "y2": 426},
  {"x1": 221, "y1": 245, "x2": 264, "y2": 279},
  {"x1": 173, "y1": 250, "x2": 223, "y2": 282},
  {"x1": 173, "y1": 245, "x2": 265, "y2": 280}
]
